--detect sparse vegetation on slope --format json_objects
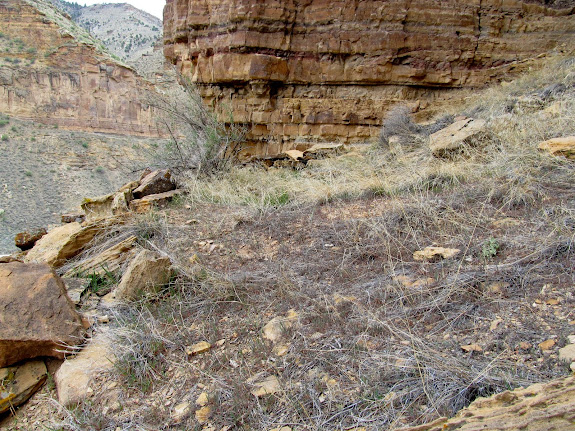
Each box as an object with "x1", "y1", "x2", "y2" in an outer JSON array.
[{"x1": 4, "y1": 56, "x2": 575, "y2": 430}]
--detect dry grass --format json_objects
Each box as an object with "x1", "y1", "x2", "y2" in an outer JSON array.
[{"x1": 32, "y1": 55, "x2": 575, "y2": 431}]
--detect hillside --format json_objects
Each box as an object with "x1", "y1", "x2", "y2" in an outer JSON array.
[
  {"x1": 0, "y1": 0, "x2": 160, "y2": 134},
  {"x1": 2, "y1": 53, "x2": 574, "y2": 430},
  {"x1": 47, "y1": 0, "x2": 163, "y2": 65}
]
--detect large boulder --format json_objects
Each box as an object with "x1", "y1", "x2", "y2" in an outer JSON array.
[
  {"x1": 105, "y1": 249, "x2": 171, "y2": 302},
  {"x1": 132, "y1": 169, "x2": 176, "y2": 199},
  {"x1": 0, "y1": 360, "x2": 47, "y2": 414},
  {"x1": 0, "y1": 262, "x2": 84, "y2": 368},
  {"x1": 398, "y1": 376, "x2": 575, "y2": 431},
  {"x1": 429, "y1": 118, "x2": 489, "y2": 157}
]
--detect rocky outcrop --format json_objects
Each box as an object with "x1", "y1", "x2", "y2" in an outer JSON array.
[
  {"x1": 164, "y1": 0, "x2": 575, "y2": 156},
  {"x1": 0, "y1": 262, "x2": 84, "y2": 368},
  {"x1": 0, "y1": 0, "x2": 159, "y2": 136},
  {"x1": 399, "y1": 376, "x2": 575, "y2": 431}
]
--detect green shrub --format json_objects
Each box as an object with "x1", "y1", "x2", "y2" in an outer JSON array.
[
  {"x1": 1, "y1": 134, "x2": 8, "y2": 141},
  {"x1": 482, "y1": 238, "x2": 500, "y2": 260}
]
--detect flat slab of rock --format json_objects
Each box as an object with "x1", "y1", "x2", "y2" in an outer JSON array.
[
  {"x1": 538, "y1": 136, "x2": 575, "y2": 159},
  {"x1": 398, "y1": 376, "x2": 575, "y2": 431},
  {"x1": 132, "y1": 169, "x2": 176, "y2": 199},
  {"x1": 64, "y1": 235, "x2": 138, "y2": 278},
  {"x1": 0, "y1": 360, "x2": 47, "y2": 414},
  {"x1": 104, "y1": 249, "x2": 171, "y2": 302},
  {"x1": 129, "y1": 189, "x2": 184, "y2": 213},
  {"x1": 429, "y1": 118, "x2": 488, "y2": 157},
  {"x1": 55, "y1": 333, "x2": 114, "y2": 406},
  {"x1": 0, "y1": 262, "x2": 84, "y2": 368},
  {"x1": 24, "y1": 222, "x2": 100, "y2": 268}
]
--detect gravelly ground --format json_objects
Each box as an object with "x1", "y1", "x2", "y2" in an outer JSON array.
[{"x1": 0, "y1": 117, "x2": 163, "y2": 253}]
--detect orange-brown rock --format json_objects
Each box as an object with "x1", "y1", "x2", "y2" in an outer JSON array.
[
  {"x1": 164, "y1": 0, "x2": 575, "y2": 156},
  {"x1": 399, "y1": 376, "x2": 575, "y2": 431},
  {"x1": 0, "y1": 0, "x2": 159, "y2": 136},
  {"x1": 0, "y1": 262, "x2": 84, "y2": 368}
]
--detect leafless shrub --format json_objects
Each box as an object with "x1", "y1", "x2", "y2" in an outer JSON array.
[{"x1": 141, "y1": 75, "x2": 245, "y2": 178}]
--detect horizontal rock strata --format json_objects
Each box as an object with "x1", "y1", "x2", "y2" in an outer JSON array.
[
  {"x1": 164, "y1": 0, "x2": 575, "y2": 156},
  {"x1": 0, "y1": 0, "x2": 159, "y2": 136}
]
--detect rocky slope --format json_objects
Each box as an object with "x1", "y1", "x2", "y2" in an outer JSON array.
[
  {"x1": 73, "y1": 3, "x2": 162, "y2": 64},
  {"x1": 47, "y1": 1, "x2": 163, "y2": 65},
  {"x1": 164, "y1": 0, "x2": 575, "y2": 156},
  {"x1": 0, "y1": 0, "x2": 159, "y2": 135}
]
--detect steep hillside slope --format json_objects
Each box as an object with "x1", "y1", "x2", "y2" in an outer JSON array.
[
  {"x1": 0, "y1": 0, "x2": 159, "y2": 135},
  {"x1": 164, "y1": 0, "x2": 575, "y2": 156},
  {"x1": 75, "y1": 3, "x2": 162, "y2": 64},
  {"x1": 47, "y1": 0, "x2": 163, "y2": 65}
]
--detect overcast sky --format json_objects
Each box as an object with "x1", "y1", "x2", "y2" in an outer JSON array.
[{"x1": 80, "y1": 1, "x2": 165, "y2": 20}]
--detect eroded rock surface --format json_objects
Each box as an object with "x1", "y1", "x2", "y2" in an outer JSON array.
[
  {"x1": 164, "y1": 0, "x2": 575, "y2": 155},
  {"x1": 399, "y1": 376, "x2": 575, "y2": 431}
]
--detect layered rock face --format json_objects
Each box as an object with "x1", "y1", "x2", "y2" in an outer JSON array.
[
  {"x1": 164, "y1": 0, "x2": 575, "y2": 156},
  {"x1": 0, "y1": 0, "x2": 158, "y2": 136}
]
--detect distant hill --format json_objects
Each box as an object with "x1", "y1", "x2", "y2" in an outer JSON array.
[{"x1": 47, "y1": 1, "x2": 163, "y2": 65}]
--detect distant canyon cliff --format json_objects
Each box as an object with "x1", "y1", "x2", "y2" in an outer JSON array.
[
  {"x1": 0, "y1": 0, "x2": 159, "y2": 136},
  {"x1": 164, "y1": 0, "x2": 575, "y2": 156}
]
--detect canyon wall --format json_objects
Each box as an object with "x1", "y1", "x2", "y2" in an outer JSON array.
[
  {"x1": 164, "y1": 0, "x2": 575, "y2": 156},
  {"x1": 0, "y1": 0, "x2": 159, "y2": 136}
]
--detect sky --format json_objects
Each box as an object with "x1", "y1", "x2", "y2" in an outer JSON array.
[{"x1": 80, "y1": 0, "x2": 165, "y2": 19}]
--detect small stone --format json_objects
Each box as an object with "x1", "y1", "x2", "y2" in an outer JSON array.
[
  {"x1": 195, "y1": 406, "x2": 212, "y2": 424},
  {"x1": 196, "y1": 392, "x2": 209, "y2": 407},
  {"x1": 567, "y1": 335, "x2": 575, "y2": 344},
  {"x1": 546, "y1": 298, "x2": 560, "y2": 305},
  {"x1": 490, "y1": 318, "x2": 503, "y2": 331},
  {"x1": 172, "y1": 402, "x2": 191, "y2": 422},
  {"x1": 269, "y1": 427, "x2": 293, "y2": 431},
  {"x1": 558, "y1": 344, "x2": 575, "y2": 362},
  {"x1": 461, "y1": 344, "x2": 483, "y2": 353},
  {"x1": 273, "y1": 344, "x2": 290, "y2": 357},
  {"x1": 538, "y1": 136, "x2": 575, "y2": 159},
  {"x1": 14, "y1": 228, "x2": 47, "y2": 251},
  {"x1": 262, "y1": 310, "x2": 298, "y2": 343},
  {"x1": 570, "y1": 362, "x2": 575, "y2": 372},
  {"x1": 539, "y1": 339, "x2": 556, "y2": 351},
  {"x1": 248, "y1": 375, "x2": 281, "y2": 397},
  {"x1": 413, "y1": 246, "x2": 460, "y2": 261},
  {"x1": 61, "y1": 213, "x2": 85, "y2": 224},
  {"x1": 187, "y1": 341, "x2": 212, "y2": 356},
  {"x1": 519, "y1": 342, "x2": 532, "y2": 350}
]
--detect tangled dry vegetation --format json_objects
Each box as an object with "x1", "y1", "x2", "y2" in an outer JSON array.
[{"x1": 25, "y1": 56, "x2": 575, "y2": 430}]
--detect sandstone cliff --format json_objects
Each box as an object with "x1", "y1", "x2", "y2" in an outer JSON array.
[
  {"x1": 0, "y1": 0, "x2": 158, "y2": 136},
  {"x1": 164, "y1": 0, "x2": 575, "y2": 155}
]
